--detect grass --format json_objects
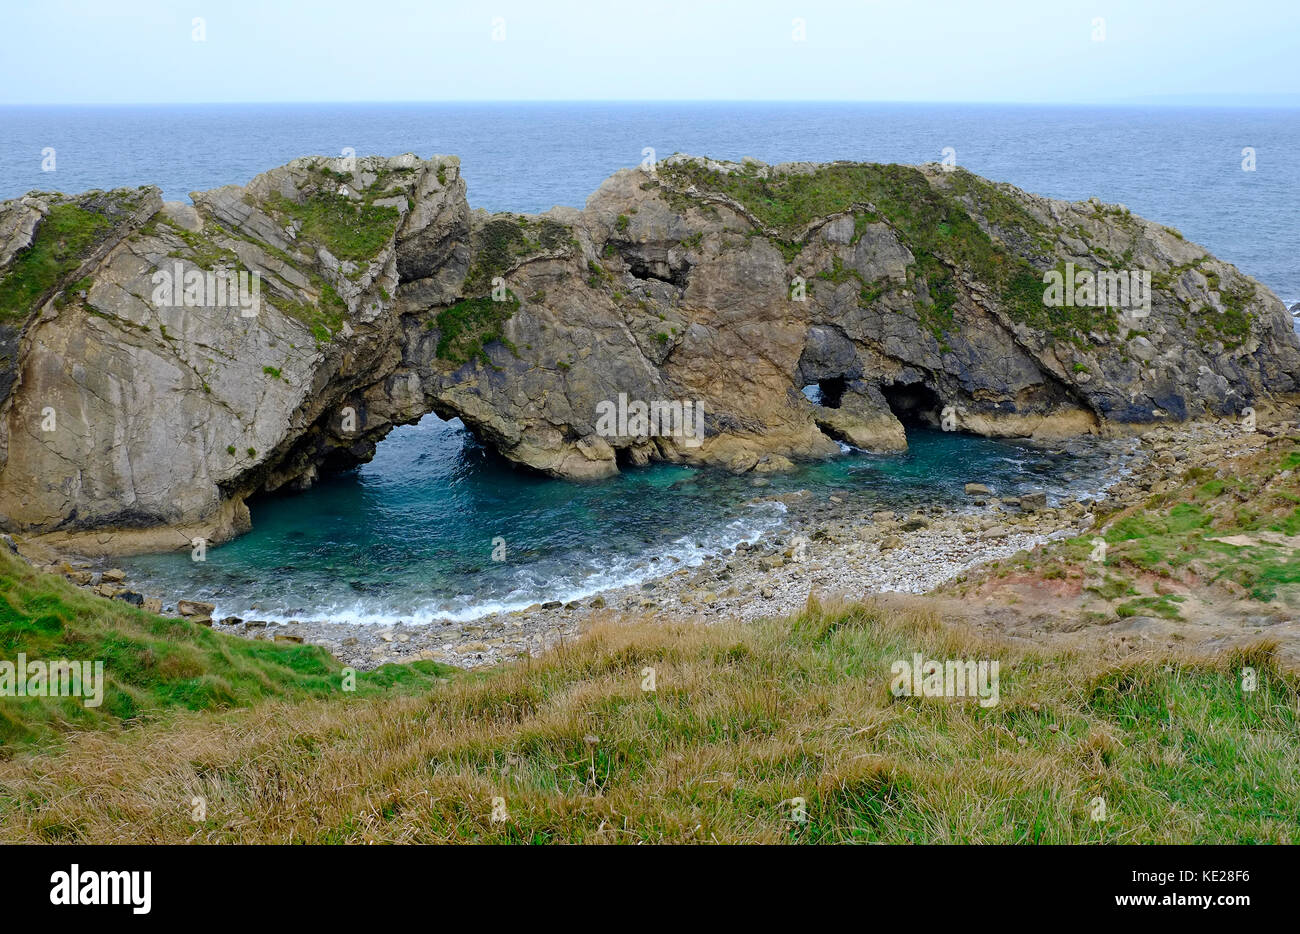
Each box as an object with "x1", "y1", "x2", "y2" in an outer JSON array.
[
  {"x1": 429, "y1": 293, "x2": 520, "y2": 366},
  {"x1": 266, "y1": 190, "x2": 400, "y2": 263},
  {"x1": 463, "y1": 215, "x2": 571, "y2": 296},
  {"x1": 660, "y1": 160, "x2": 1113, "y2": 346},
  {"x1": 0, "y1": 591, "x2": 1294, "y2": 843},
  {"x1": 1050, "y1": 441, "x2": 1300, "y2": 604},
  {"x1": 0, "y1": 548, "x2": 454, "y2": 749},
  {"x1": 0, "y1": 202, "x2": 114, "y2": 323},
  {"x1": 1116, "y1": 594, "x2": 1186, "y2": 619}
]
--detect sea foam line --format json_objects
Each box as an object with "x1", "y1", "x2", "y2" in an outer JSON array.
[{"x1": 209, "y1": 502, "x2": 789, "y2": 625}]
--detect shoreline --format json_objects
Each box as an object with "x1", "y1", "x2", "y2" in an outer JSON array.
[{"x1": 10, "y1": 419, "x2": 1282, "y2": 671}]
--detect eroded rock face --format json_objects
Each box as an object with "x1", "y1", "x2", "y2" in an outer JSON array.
[
  {"x1": 0, "y1": 154, "x2": 1296, "y2": 552},
  {"x1": 0, "y1": 155, "x2": 467, "y2": 551},
  {"x1": 375, "y1": 155, "x2": 1300, "y2": 481}
]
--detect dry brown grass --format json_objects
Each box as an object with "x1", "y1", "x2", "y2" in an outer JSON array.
[{"x1": 1, "y1": 597, "x2": 1296, "y2": 843}]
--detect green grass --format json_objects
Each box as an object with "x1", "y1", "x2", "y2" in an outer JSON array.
[
  {"x1": 1115, "y1": 594, "x2": 1186, "y2": 619},
  {"x1": 660, "y1": 160, "x2": 1111, "y2": 346},
  {"x1": 0, "y1": 203, "x2": 114, "y2": 323},
  {"x1": 265, "y1": 190, "x2": 401, "y2": 263},
  {"x1": 1014, "y1": 442, "x2": 1300, "y2": 606},
  {"x1": 0, "y1": 548, "x2": 455, "y2": 749},
  {"x1": 463, "y1": 216, "x2": 571, "y2": 296},
  {"x1": 1, "y1": 596, "x2": 1294, "y2": 842},
  {"x1": 1083, "y1": 645, "x2": 1298, "y2": 841},
  {"x1": 429, "y1": 292, "x2": 521, "y2": 366}
]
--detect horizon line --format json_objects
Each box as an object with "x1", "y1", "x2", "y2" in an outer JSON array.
[{"x1": 3, "y1": 97, "x2": 1299, "y2": 109}]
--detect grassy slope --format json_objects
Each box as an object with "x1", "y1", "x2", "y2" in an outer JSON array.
[
  {"x1": 1, "y1": 592, "x2": 1294, "y2": 843},
  {"x1": 958, "y1": 437, "x2": 1300, "y2": 618},
  {"x1": 0, "y1": 548, "x2": 454, "y2": 748}
]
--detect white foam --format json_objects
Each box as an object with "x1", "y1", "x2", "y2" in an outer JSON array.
[{"x1": 210, "y1": 501, "x2": 788, "y2": 625}]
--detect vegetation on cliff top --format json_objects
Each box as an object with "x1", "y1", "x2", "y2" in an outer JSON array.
[
  {"x1": 661, "y1": 160, "x2": 1075, "y2": 340},
  {"x1": 0, "y1": 202, "x2": 115, "y2": 323},
  {"x1": 260, "y1": 164, "x2": 406, "y2": 264},
  {"x1": 0, "y1": 592, "x2": 1293, "y2": 843},
  {"x1": 266, "y1": 189, "x2": 401, "y2": 263},
  {"x1": 463, "y1": 215, "x2": 572, "y2": 296},
  {"x1": 660, "y1": 159, "x2": 1251, "y2": 349}
]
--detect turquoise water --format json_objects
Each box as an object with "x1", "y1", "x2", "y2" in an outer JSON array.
[{"x1": 118, "y1": 419, "x2": 1123, "y2": 623}]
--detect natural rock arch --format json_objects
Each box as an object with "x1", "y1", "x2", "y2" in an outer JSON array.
[{"x1": 1, "y1": 153, "x2": 1297, "y2": 553}]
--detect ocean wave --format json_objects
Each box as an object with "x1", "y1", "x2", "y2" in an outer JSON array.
[{"x1": 209, "y1": 501, "x2": 789, "y2": 625}]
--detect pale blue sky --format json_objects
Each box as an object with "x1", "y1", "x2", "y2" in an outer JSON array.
[{"x1": 3, "y1": 0, "x2": 1297, "y2": 105}]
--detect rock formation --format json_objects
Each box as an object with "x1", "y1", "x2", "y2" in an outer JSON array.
[{"x1": 0, "y1": 153, "x2": 1297, "y2": 553}]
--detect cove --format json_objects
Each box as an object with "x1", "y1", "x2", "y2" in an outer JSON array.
[{"x1": 116, "y1": 417, "x2": 1126, "y2": 625}]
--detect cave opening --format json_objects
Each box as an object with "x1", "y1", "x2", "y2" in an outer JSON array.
[
  {"x1": 802, "y1": 376, "x2": 847, "y2": 409},
  {"x1": 614, "y1": 445, "x2": 639, "y2": 469},
  {"x1": 881, "y1": 382, "x2": 943, "y2": 427}
]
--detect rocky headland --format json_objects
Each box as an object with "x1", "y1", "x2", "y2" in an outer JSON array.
[{"x1": 2, "y1": 153, "x2": 1298, "y2": 556}]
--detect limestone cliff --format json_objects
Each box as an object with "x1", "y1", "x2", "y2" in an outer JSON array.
[{"x1": 0, "y1": 154, "x2": 1296, "y2": 553}]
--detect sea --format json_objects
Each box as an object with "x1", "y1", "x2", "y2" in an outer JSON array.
[{"x1": 1, "y1": 102, "x2": 1294, "y2": 622}]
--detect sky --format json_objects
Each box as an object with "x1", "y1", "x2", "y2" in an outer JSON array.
[{"x1": 2, "y1": 0, "x2": 1297, "y2": 106}]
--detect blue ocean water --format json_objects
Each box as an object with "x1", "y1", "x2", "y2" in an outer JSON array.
[
  {"x1": 3, "y1": 103, "x2": 1296, "y2": 299},
  {"x1": 0, "y1": 103, "x2": 1290, "y2": 620}
]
